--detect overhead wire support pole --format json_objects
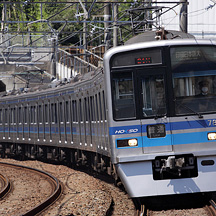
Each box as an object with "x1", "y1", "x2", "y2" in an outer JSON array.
[
  {"x1": 179, "y1": 0, "x2": 188, "y2": 33},
  {"x1": 113, "y1": 3, "x2": 118, "y2": 47},
  {"x1": 88, "y1": 0, "x2": 97, "y2": 19},
  {"x1": 104, "y1": 3, "x2": 111, "y2": 52}
]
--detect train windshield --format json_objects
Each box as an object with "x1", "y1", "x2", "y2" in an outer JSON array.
[
  {"x1": 171, "y1": 45, "x2": 216, "y2": 115},
  {"x1": 112, "y1": 72, "x2": 136, "y2": 120}
]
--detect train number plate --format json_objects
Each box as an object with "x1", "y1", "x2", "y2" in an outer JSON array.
[{"x1": 147, "y1": 124, "x2": 166, "y2": 138}]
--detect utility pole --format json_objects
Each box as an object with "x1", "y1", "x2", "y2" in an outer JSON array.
[
  {"x1": 83, "y1": 0, "x2": 88, "y2": 73},
  {"x1": 113, "y1": 3, "x2": 118, "y2": 47},
  {"x1": 104, "y1": 3, "x2": 111, "y2": 51},
  {"x1": 179, "y1": 0, "x2": 188, "y2": 33},
  {"x1": 52, "y1": 36, "x2": 57, "y2": 78}
]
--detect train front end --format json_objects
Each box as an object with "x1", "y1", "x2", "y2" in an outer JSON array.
[{"x1": 104, "y1": 39, "x2": 216, "y2": 197}]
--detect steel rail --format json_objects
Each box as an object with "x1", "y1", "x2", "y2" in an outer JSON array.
[
  {"x1": 0, "y1": 173, "x2": 10, "y2": 199},
  {"x1": 0, "y1": 162, "x2": 62, "y2": 216},
  {"x1": 205, "y1": 199, "x2": 216, "y2": 216},
  {"x1": 135, "y1": 204, "x2": 150, "y2": 216}
]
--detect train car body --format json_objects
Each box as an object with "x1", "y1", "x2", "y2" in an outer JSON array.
[
  {"x1": 103, "y1": 39, "x2": 216, "y2": 197},
  {"x1": 0, "y1": 71, "x2": 111, "y2": 169}
]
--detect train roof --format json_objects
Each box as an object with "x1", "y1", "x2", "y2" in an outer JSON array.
[
  {"x1": 124, "y1": 30, "x2": 194, "y2": 45},
  {"x1": 104, "y1": 37, "x2": 216, "y2": 63},
  {"x1": 0, "y1": 67, "x2": 103, "y2": 100}
]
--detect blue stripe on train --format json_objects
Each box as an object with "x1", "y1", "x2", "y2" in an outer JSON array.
[
  {"x1": 116, "y1": 131, "x2": 212, "y2": 148},
  {"x1": 109, "y1": 119, "x2": 215, "y2": 135}
]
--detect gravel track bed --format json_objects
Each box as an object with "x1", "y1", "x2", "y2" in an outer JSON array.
[
  {"x1": 0, "y1": 159, "x2": 135, "y2": 215},
  {"x1": 150, "y1": 208, "x2": 208, "y2": 216},
  {"x1": 0, "y1": 159, "x2": 210, "y2": 216},
  {"x1": 0, "y1": 160, "x2": 53, "y2": 215}
]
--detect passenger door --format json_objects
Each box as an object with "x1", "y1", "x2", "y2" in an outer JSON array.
[{"x1": 137, "y1": 68, "x2": 173, "y2": 153}]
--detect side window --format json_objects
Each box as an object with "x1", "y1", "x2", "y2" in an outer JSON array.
[
  {"x1": 30, "y1": 106, "x2": 36, "y2": 123},
  {"x1": 95, "y1": 94, "x2": 99, "y2": 121},
  {"x1": 90, "y1": 96, "x2": 95, "y2": 121},
  {"x1": 10, "y1": 108, "x2": 13, "y2": 124},
  {"x1": 5, "y1": 108, "x2": 8, "y2": 123},
  {"x1": 24, "y1": 107, "x2": 27, "y2": 123},
  {"x1": 10, "y1": 107, "x2": 16, "y2": 124},
  {"x1": 44, "y1": 104, "x2": 48, "y2": 123},
  {"x1": 79, "y1": 99, "x2": 83, "y2": 122},
  {"x1": 59, "y1": 102, "x2": 64, "y2": 123},
  {"x1": 98, "y1": 93, "x2": 102, "y2": 121},
  {"x1": 84, "y1": 98, "x2": 90, "y2": 122},
  {"x1": 102, "y1": 91, "x2": 107, "y2": 120},
  {"x1": 18, "y1": 107, "x2": 22, "y2": 123},
  {"x1": 38, "y1": 105, "x2": 42, "y2": 123},
  {"x1": 65, "y1": 101, "x2": 69, "y2": 122},
  {"x1": 50, "y1": 103, "x2": 57, "y2": 123},
  {"x1": 0, "y1": 109, "x2": 2, "y2": 123},
  {"x1": 72, "y1": 100, "x2": 77, "y2": 122}
]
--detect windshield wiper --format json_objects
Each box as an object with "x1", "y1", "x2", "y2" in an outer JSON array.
[
  {"x1": 174, "y1": 99, "x2": 203, "y2": 119},
  {"x1": 154, "y1": 101, "x2": 167, "y2": 120},
  {"x1": 154, "y1": 112, "x2": 167, "y2": 120}
]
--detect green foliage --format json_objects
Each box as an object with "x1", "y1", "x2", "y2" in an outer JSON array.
[{"x1": 0, "y1": 1, "x2": 146, "y2": 46}]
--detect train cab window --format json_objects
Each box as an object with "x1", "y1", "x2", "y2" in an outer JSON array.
[
  {"x1": 171, "y1": 45, "x2": 216, "y2": 115},
  {"x1": 112, "y1": 71, "x2": 136, "y2": 120}
]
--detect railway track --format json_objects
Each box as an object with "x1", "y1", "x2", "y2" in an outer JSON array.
[
  {"x1": 0, "y1": 173, "x2": 10, "y2": 199},
  {"x1": 0, "y1": 158, "x2": 136, "y2": 215},
  {"x1": 144, "y1": 194, "x2": 216, "y2": 216},
  {"x1": 135, "y1": 204, "x2": 150, "y2": 216},
  {"x1": 0, "y1": 162, "x2": 62, "y2": 215},
  {"x1": 205, "y1": 199, "x2": 216, "y2": 216}
]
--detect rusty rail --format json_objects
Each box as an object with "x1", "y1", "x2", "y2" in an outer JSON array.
[{"x1": 0, "y1": 162, "x2": 62, "y2": 216}]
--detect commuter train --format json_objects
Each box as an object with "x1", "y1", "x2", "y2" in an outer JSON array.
[{"x1": 1, "y1": 31, "x2": 216, "y2": 200}]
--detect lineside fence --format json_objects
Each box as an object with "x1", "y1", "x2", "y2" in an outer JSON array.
[{"x1": 57, "y1": 46, "x2": 104, "y2": 79}]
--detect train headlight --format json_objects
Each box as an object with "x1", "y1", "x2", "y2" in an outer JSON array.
[
  {"x1": 117, "y1": 138, "x2": 138, "y2": 147},
  {"x1": 128, "y1": 139, "x2": 138, "y2": 147},
  {"x1": 208, "y1": 132, "x2": 216, "y2": 140}
]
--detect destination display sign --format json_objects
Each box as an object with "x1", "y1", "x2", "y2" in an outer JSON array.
[
  {"x1": 135, "y1": 57, "x2": 152, "y2": 65},
  {"x1": 175, "y1": 50, "x2": 201, "y2": 61}
]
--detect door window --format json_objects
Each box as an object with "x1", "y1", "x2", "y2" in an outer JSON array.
[{"x1": 142, "y1": 75, "x2": 166, "y2": 117}]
